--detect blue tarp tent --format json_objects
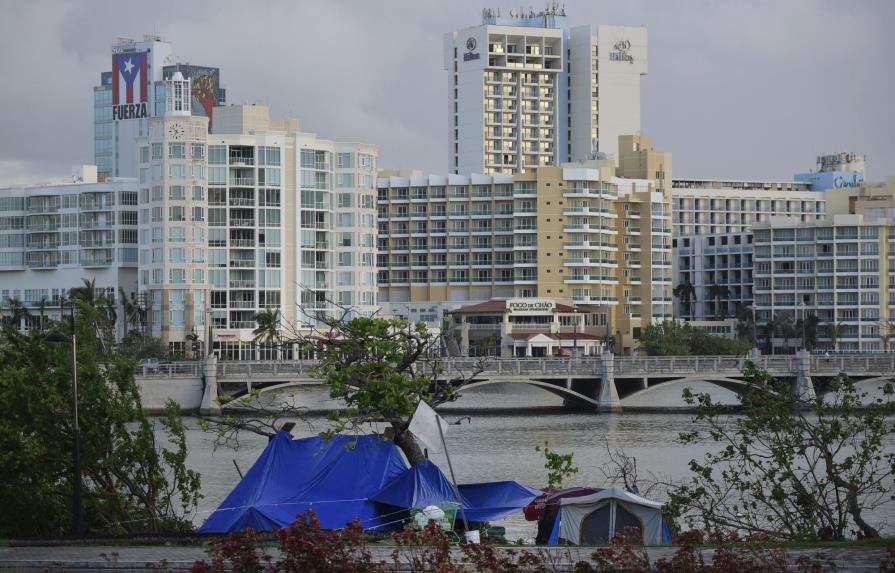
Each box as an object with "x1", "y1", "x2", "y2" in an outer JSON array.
[
  {"x1": 371, "y1": 462, "x2": 542, "y2": 526},
  {"x1": 199, "y1": 432, "x2": 407, "y2": 533},
  {"x1": 458, "y1": 481, "x2": 543, "y2": 522},
  {"x1": 200, "y1": 432, "x2": 543, "y2": 534},
  {"x1": 371, "y1": 460, "x2": 459, "y2": 505}
]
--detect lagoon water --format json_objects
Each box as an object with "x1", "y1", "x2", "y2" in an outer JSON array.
[{"x1": 181, "y1": 379, "x2": 895, "y2": 541}]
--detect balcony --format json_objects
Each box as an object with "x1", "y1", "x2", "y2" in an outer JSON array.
[
  {"x1": 229, "y1": 218, "x2": 256, "y2": 227},
  {"x1": 229, "y1": 280, "x2": 256, "y2": 289}
]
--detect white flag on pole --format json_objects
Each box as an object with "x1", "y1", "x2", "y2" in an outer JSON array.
[{"x1": 408, "y1": 400, "x2": 447, "y2": 454}]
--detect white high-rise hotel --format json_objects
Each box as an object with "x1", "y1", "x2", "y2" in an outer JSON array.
[
  {"x1": 445, "y1": 5, "x2": 646, "y2": 174},
  {"x1": 139, "y1": 73, "x2": 378, "y2": 358}
]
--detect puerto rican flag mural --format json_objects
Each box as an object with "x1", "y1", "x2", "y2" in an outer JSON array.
[{"x1": 112, "y1": 52, "x2": 148, "y2": 105}]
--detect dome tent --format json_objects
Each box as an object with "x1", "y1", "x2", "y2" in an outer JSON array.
[{"x1": 555, "y1": 486, "x2": 673, "y2": 545}]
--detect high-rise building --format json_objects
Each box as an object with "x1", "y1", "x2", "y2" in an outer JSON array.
[
  {"x1": 94, "y1": 36, "x2": 225, "y2": 180},
  {"x1": 0, "y1": 166, "x2": 139, "y2": 335},
  {"x1": 671, "y1": 179, "x2": 827, "y2": 321},
  {"x1": 445, "y1": 6, "x2": 646, "y2": 174},
  {"x1": 377, "y1": 135, "x2": 670, "y2": 354},
  {"x1": 137, "y1": 73, "x2": 378, "y2": 358}
]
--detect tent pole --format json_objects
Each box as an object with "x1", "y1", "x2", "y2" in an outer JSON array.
[{"x1": 436, "y1": 416, "x2": 470, "y2": 533}]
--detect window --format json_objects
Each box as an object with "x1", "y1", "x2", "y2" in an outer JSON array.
[
  {"x1": 191, "y1": 164, "x2": 204, "y2": 180},
  {"x1": 338, "y1": 193, "x2": 354, "y2": 208},
  {"x1": 169, "y1": 268, "x2": 186, "y2": 284},
  {"x1": 169, "y1": 248, "x2": 185, "y2": 263},
  {"x1": 208, "y1": 145, "x2": 226, "y2": 165},
  {"x1": 140, "y1": 146, "x2": 149, "y2": 163},
  {"x1": 191, "y1": 143, "x2": 205, "y2": 159},
  {"x1": 169, "y1": 185, "x2": 185, "y2": 200},
  {"x1": 192, "y1": 248, "x2": 205, "y2": 263},
  {"x1": 192, "y1": 269, "x2": 204, "y2": 284},
  {"x1": 169, "y1": 226, "x2": 185, "y2": 242},
  {"x1": 168, "y1": 143, "x2": 185, "y2": 159},
  {"x1": 192, "y1": 186, "x2": 204, "y2": 200},
  {"x1": 168, "y1": 206, "x2": 185, "y2": 222},
  {"x1": 192, "y1": 206, "x2": 204, "y2": 221},
  {"x1": 169, "y1": 164, "x2": 185, "y2": 179},
  {"x1": 151, "y1": 143, "x2": 163, "y2": 160}
]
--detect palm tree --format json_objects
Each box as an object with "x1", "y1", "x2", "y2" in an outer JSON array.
[
  {"x1": 878, "y1": 321, "x2": 895, "y2": 353},
  {"x1": 826, "y1": 321, "x2": 846, "y2": 352},
  {"x1": 673, "y1": 280, "x2": 697, "y2": 319},
  {"x1": 795, "y1": 313, "x2": 820, "y2": 351},
  {"x1": 70, "y1": 277, "x2": 97, "y2": 305},
  {"x1": 773, "y1": 312, "x2": 796, "y2": 354},
  {"x1": 253, "y1": 308, "x2": 281, "y2": 358},
  {"x1": 734, "y1": 304, "x2": 755, "y2": 345},
  {"x1": 706, "y1": 284, "x2": 731, "y2": 320},
  {"x1": 3, "y1": 297, "x2": 31, "y2": 331}
]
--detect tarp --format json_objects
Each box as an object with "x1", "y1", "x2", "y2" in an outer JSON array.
[
  {"x1": 371, "y1": 459, "x2": 459, "y2": 507},
  {"x1": 199, "y1": 432, "x2": 407, "y2": 533},
  {"x1": 458, "y1": 481, "x2": 543, "y2": 522},
  {"x1": 200, "y1": 432, "x2": 543, "y2": 533},
  {"x1": 370, "y1": 462, "x2": 542, "y2": 526},
  {"x1": 557, "y1": 486, "x2": 670, "y2": 545}
]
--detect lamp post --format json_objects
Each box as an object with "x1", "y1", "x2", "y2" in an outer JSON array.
[
  {"x1": 572, "y1": 308, "x2": 579, "y2": 358},
  {"x1": 45, "y1": 301, "x2": 83, "y2": 537}
]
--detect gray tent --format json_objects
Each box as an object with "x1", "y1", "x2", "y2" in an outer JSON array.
[{"x1": 557, "y1": 486, "x2": 670, "y2": 545}]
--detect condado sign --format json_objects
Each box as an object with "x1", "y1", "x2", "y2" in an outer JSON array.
[{"x1": 507, "y1": 299, "x2": 555, "y2": 314}]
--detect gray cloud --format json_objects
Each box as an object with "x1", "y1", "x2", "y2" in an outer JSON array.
[{"x1": 0, "y1": 0, "x2": 892, "y2": 186}]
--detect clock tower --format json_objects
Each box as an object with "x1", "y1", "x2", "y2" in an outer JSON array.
[{"x1": 138, "y1": 69, "x2": 211, "y2": 352}]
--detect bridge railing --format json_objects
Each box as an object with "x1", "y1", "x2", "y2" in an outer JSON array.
[
  {"x1": 218, "y1": 360, "x2": 316, "y2": 378},
  {"x1": 811, "y1": 354, "x2": 895, "y2": 374},
  {"x1": 134, "y1": 354, "x2": 895, "y2": 381},
  {"x1": 134, "y1": 362, "x2": 202, "y2": 378}
]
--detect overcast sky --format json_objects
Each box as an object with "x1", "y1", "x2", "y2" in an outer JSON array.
[{"x1": 0, "y1": 0, "x2": 892, "y2": 186}]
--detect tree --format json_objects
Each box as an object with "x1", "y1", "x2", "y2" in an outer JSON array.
[
  {"x1": 310, "y1": 315, "x2": 484, "y2": 466},
  {"x1": 673, "y1": 280, "x2": 697, "y2": 318},
  {"x1": 826, "y1": 321, "x2": 846, "y2": 352},
  {"x1": 0, "y1": 298, "x2": 201, "y2": 537},
  {"x1": 535, "y1": 441, "x2": 578, "y2": 488},
  {"x1": 734, "y1": 304, "x2": 755, "y2": 346},
  {"x1": 706, "y1": 284, "x2": 731, "y2": 320},
  {"x1": 878, "y1": 320, "x2": 895, "y2": 352},
  {"x1": 252, "y1": 307, "x2": 281, "y2": 348},
  {"x1": 2, "y1": 296, "x2": 30, "y2": 330},
  {"x1": 772, "y1": 311, "x2": 795, "y2": 354},
  {"x1": 669, "y1": 362, "x2": 895, "y2": 541},
  {"x1": 795, "y1": 313, "x2": 820, "y2": 351},
  {"x1": 639, "y1": 321, "x2": 749, "y2": 356}
]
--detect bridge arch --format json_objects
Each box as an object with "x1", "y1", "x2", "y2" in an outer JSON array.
[
  {"x1": 619, "y1": 376, "x2": 754, "y2": 403},
  {"x1": 460, "y1": 378, "x2": 600, "y2": 407}
]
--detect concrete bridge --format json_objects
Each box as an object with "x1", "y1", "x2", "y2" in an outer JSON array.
[{"x1": 134, "y1": 352, "x2": 895, "y2": 414}]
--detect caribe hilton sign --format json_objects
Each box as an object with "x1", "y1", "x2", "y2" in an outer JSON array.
[{"x1": 610, "y1": 40, "x2": 634, "y2": 64}]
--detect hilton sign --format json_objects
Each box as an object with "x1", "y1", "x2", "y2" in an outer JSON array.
[
  {"x1": 609, "y1": 40, "x2": 634, "y2": 64},
  {"x1": 463, "y1": 37, "x2": 480, "y2": 62}
]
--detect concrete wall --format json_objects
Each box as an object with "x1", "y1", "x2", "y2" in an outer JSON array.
[{"x1": 137, "y1": 376, "x2": 204, "y2": 413}]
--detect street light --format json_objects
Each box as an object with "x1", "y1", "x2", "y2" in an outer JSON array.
[
  {"x1": 572, "y1": 308, "x2": 580, "y2": 358},
  {"x1": 45, "y1": 301, "x2": 83, "y2": 538}
]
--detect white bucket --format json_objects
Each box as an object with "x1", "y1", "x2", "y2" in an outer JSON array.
[{"x1": 464, "y1": 530, "x2": 481, "y2": 544}]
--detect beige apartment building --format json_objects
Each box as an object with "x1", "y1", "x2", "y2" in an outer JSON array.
[{"x1": 377, "y1": 136, "x2": 671, "y2": 354}]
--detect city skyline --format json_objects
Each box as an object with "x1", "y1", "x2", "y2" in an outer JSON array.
[{"x1": 0, "y1": 0, "x2": 893, "y2": 186}]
